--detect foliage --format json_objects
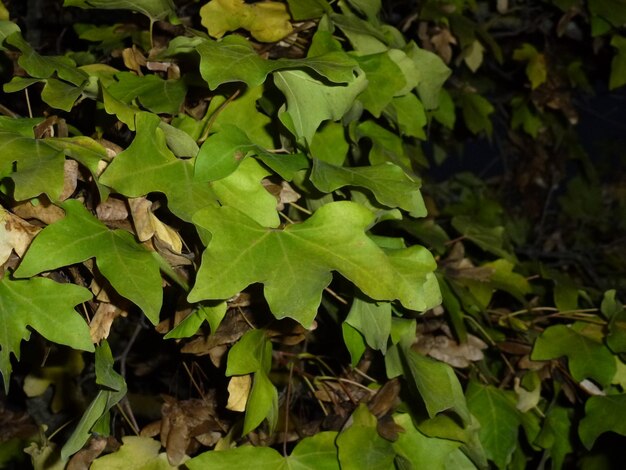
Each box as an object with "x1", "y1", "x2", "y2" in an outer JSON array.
[{"x1": 0, "y1": 0, "x2": 624, "y2": 468}]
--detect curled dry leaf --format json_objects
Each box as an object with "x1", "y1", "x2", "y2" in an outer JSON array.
[
  {"x1": 122, "y1": 46, "x2": 147, "y2": 74},
  {"x1": 144, "y1": 396, "x2": 225, "y2": 466},
  {"x1": 66, "y1": 435, "x2": 109, "y2": 470},
  {"x1": 430, "y1": 28, "x2": 457, "y2": 64},
  {"x1": 90, "y1": 302, "x2": 127, "y2": 343},
  {"x1": 129, "y1": 197, "x2": 183, "y2": 253},
  {"x1": 413, "y1": 331, "x2": 487, "y2": 368},
  {"x1": 11, "y1": 197, "x2": 65, "y2": 225},
  {"x1": 226, "y1": 374, "x2": 252, "y2": 412},
  {"x1": 0, "y1": 208, "x2": 41, "y2": 265},
  {"x1": 262, "y1": 180, "x2": 301, "y2": 211},
  {"x1": 96, "y1": 197, "x2": 129, "y2": 221},
  {"x1": 60, "y1": 160, "x2": 79, "y2": 201}
]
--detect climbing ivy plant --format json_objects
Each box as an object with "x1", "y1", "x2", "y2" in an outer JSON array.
[{"x1": 0, "y1": 0, "x2": 625, "y2": 468}]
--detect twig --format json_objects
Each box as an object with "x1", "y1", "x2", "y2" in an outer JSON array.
[
  {"x1": 283, "y1": 362, "x2": 294, "y2": 457},
  {"x1": 198, "y1": 89, "x2": 241, "y2": 144}
]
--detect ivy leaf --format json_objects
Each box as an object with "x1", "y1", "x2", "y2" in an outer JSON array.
[
  {"x1": 197, "y1": 124, "x2": 308, "y2": 181},
  {"x1": 404, "y1": 41, "x2": 451, "y2": 110},
  {"x1": 336, "y1": 404, "x2": 395, "y2": 470},
  {"x1": 355, "y1": 120, "x2": 412, "y2": 172},
  {"x1": 345, "y1": 298, "x2": 391, "y2": 353},
  {"x1": 579, "y1": 394, "x2": 626, "y2": 449},
  {"x1": 274, "y1": 69, "x2": 367, "y2": 143},
  {"x1": 609, "y1": 35, "x2": 626, "y2": 90},
  {"x1": 354, "y1": 52, "x2": 406, "y2": 117},
  {"x1": 100, "y1": 113, "x2": 278, "y2": 226},
  {"x1": 188, "y1": 201, "x2": 435, "y2": 327},
  {"x1": 186, "y1": 432, "x2": 339, "y2": 470},
  {"x1": 285, "y1": 0, "x2": 331, "y2": 20},
  {"x1": 466, "y1": 381, "x2": 522, "y2": 470},
  {"x1": 91, "y1": 436, "x2": 172, "y2": 470},
  {"x1": 14, "y1": 199, "x2": 163, "y2": 325},
  {"x1": 200, "y1": 0, "x2": 293, "y2": 43},
  {"x1": 383, "y1": 93, "x2": 427, "y2": 139},
  {"x1": 535, "y1": 405, "x2": 573, "y2": 469},
  {"x1": 63, "y1": 0, "x2": 176, "y2": 23},
  {"x1": 0, "y1": 276, "x2": 93, "y2": 393},
  {"x1": 397, "y1": 344, "x2": 470, "y2": 423},
  {"x1": 244, "y1": 370, "x2": 278, "y2": 435},
  {"x1": 513, "y1": 43, "x2": 547, "y2": 90},
  {"x1": 459, "y1": 92, "x2": 494, "y2": 136},
  {"x1": 107, "y1": 72, "x2": 187, "y2": 115},
  {"x1": 197, "y1": 35, "x2": 358, "y2": 89},
  {"x1": 6, "y1": 32, "x2": 87, "y2": 86},
  {"x1": 310, "y1": 159, "x2": 426, "y2": 217},
  {"x1": 0, "y1": 129, "x2": 106, "y2": 201},
  {"x1": 531, "y1": 324, "x2": 616, "y2": 386},
  {"x1": 392, "y1": 413, "x2": 461, "y2": 469}
]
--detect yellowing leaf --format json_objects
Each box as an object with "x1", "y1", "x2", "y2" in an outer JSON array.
[
  {"x1": 226, "y1": 375, "x2": 252, "y2": 412},
  {"x1": 200, "y1": 0, "x2": 293, "y2": 43},
  {"x1": 513, "y1": 43, "x2": 547, "y2": 89},
  {"x1": 91, "y1": 436, "x2": 176, "y2": 469}
]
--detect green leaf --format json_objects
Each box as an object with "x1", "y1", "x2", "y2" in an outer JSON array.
[
  {"x1": 531, "y1": 324, "x2": 616, "y2": 386},
  {"x1": 330, "y1": 11, "x2": 389, "y2": 54},
  {"x1": 6, "y1": 33, "x2": 87, "y2": 86},
  {"x1": 63, "y1": 0, "x2": 175, "y2": 22},
  {"x1": 0, "y1": 20, "x2": 20, "y2": 49},
  {"x1": 197, "y1": 124, "x2": 307, "y2": 181},
  {"x1": 345, "y1": 298, "x2": 391, "y2": 353},
  {"x1": 535, "y1": 405, "x2": 573, "y2": 469},
  {"x1": 459, "y1": 92, "x2": 494, "y2": 136},
  {"x1": 91, "y1": 436, "x2": 174, "y2": 470},
  {"x1": 285, "y1": 0, "x2": 331, "y2": 20},
  {"x1": 451, "y1": 216, "x2": 512, "y2": 260},
  {"x1": 310, "y1": 159, "x2": 425, "y2": 217},
  {"x1": 354, "y1": 52, "x2": 406, "y2": 117},
  {"x1": 342, "y1": 322, "x2": 367, "y2": 366},
  {"x1": 164, "y1": 302, "x2": 227, "y2": 339},
  {"x1": 40, "y1": 78, "x2": 85, "y2": 111},
  {"x1": 186, "y1": 432, "x2": 339, "y2": 470},
  {"x1": 244, "y1": 370, "x2": 278, "y2": 435},
  {"x1": 310, "y1": 122, "x2": 349, "y2": 166},
  {"x1": 15, "y1": 199, "x2": 164, "y2": 324},
  {"x1": 404, "y1": 41, "x2": 451, "y2": 110},
  {"x1": 513, "y1": 44, "x2": 547, "y2": 90},
  {"x1": 107, "y1": 72, "x2": 186, "y2": 115},
  {"x1": 610, "y1": 35, "x2": 626, "y2": 90},
  {"x1": 274, "y1": 69, "x2": 368, "y2": 143},
  {"x1": 466, "y1": 381, "x2": 521, "y2": 470},
  {"x1": 355, "y1": 120, "x2": 412, "y2": 171},
  {"x1": 393, "y1": 413, "x2": 461, "y2": 470},
  {"x1": 188, "y1": 201, "x2": 436, "y2": 327},
  {"x1": 336, "y1": 404, "x2": 395, "y2": 470},
  {"x1": 197, "y1": 35, "x2": 358, "y2": 89},
  {"x1": 383, "y1": 93, "x2": 427, "y2": 139},
  {"x1": 0, "y1": 276, "x2": 92, "y2": 393},
  {"x1": 200, "y1": 0, "x2": 293, "y2": 43},
  {"x1": 579, "y1": 394, "x2": 626, "y2": 449},
  {"x1": 62, "y1": 341, "x2": 126, "y2": 460},
  {"x1": 226, "y1": 329, "x2": 271, "y2": 376},
  {"x1": 399, "y1": 345, "x2": 470, "y2": 423}
]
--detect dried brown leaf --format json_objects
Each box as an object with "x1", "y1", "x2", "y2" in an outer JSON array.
[
  {"x1": 12, "y1": 197, "x2": 65, "y2": 225},
  {"x1": 431, "y1": 28, "x2": 457, "y2": 64},
  {"x1": 96, "y1": 197, "x2": 129, "y2": 221},
  {"x1": 90, "y1": 303, "x2": 127, "y2": 343},
  {"x1": 0, "y1": 208, "x2": 40, "y2": 264}
]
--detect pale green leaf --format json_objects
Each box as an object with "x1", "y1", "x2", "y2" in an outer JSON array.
[
  {"x1": 466, "y1": 381, "x2": 521, "y2": 470},
  {"x1": 354, "y1": 52, "x2": 406, "y2": 117},
  {"x1": 91, "y1": 436, "x2": 175, "y2": 470},
  {"x1": 63, "y1": 0, "x2": 175, "y2": 22},
  {"x1": 393, "y1": 413, "x2": 461, "y2": 470},
  {"x1": 579, "y1": 394, "x2": 626, "y2": 449},
  {"x1": 274, "y1": 69, "x2": 367, "y2": 143},
  {"x1": 107, "y1": 72, "x2": 186, "y2": 115},
  {"x1": 226, "y1": 329, "x2": 271, "y2": 376},
  {"x1": 285, "y1": 0, "x2": 331, "y2": 20},
  {"x1": 310, "y1": 122, "x2": 349, "y2": 166},
  {"x1": 188, "y1": 201, "x2": 436, "y2": 326},
  {"x1": 355, "y1": 120, "x2": 412, "y2": 171},
  {"x1": 41, "y1": 78, "x2": 84, "y2": 111},
  {"x1": 197, "y1": 35, "x2": 358, "y2": 89},
  {"x1": 164, "y1": 302, "x2": 227, "y2": 339},
  {"x1": 310, "y1": 159, "x2": 425, "y2": 217},
  {"x1": 345, "y1": 298, "x2": 391, "y2": 353},
  {"x1": 531, "y1": 324, "x2": 617, "y2": 386},
  {"x1": 200, "y1": 0, "x2": 293, "y2": 43},
  {"x1": 337, "y1": 405, "x2": 395, "y2": 470},
  {"x1": 0, "y1": 276, "x2": 92, "y2": 393},
  {"x1": 404, "y1": 41, "x2": 451, "y2": 110},
  {"x1": 399, "y1": 345, "x2": 470, "y2": 423},
  {"x1": 244, "y1": 371, "x2": 278, "y2": 435},
  {"x1": 0, "y1": 21, "x2": 19, "y2": 49},
  {"x1": 513, "y1": 43, "x2": 547, "y2": 89},
  {"x1": 383, "y1": 93, "x2": 427, "y2": 139},
  {"x1": 186, "y1": 432, "x2": 339, "y2": 470},
  {"x1": 6, "y1": 32, "x2": 87, "y2": 86},
  {"x1": 330, "y1": 12, "x2": 388, "y2": 53},
  {"x1": 15, "y1": 200, "x2": 163, "y2": 324},
  {"x1": 342, "y1": 322, "x2": 366, "y2": 366}
]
